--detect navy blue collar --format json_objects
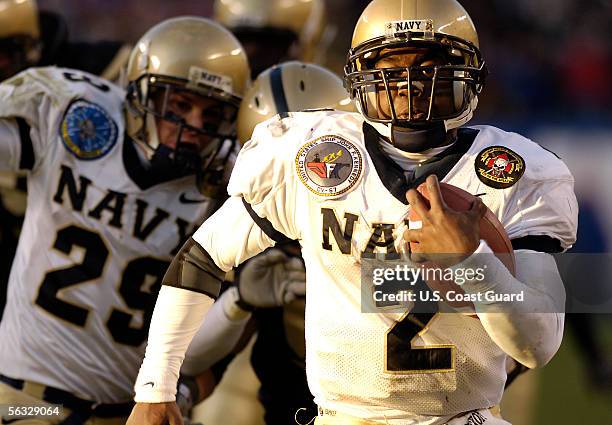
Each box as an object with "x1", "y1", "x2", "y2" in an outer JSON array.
[
  {"x1": 363, "y1": 123, "x2": 479, "y2": 205},
  {"x1": 123, "y1": 136, "x2": 190, "y2": 190}
]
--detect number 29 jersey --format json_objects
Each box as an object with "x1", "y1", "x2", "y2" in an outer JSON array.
[
  {"x1": 195, "y1": 109, "x2": 577, "y2": 423},
  {"x1": 0, "y1": 67, "x2": 215, "y2": 402}
]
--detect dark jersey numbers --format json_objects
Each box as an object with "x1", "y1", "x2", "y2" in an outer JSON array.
[{"x1": 35, "y1": 225, "x2": 169, "y2": 347}]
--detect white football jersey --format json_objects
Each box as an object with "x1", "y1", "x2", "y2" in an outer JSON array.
[
  {"x1": 194, "y1": 110, "x2": 577, "y2": 423},
  {"x1": 0, "y1": 67, "x2": 218, "y2": 403}
]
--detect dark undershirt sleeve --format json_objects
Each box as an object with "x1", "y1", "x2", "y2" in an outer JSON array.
[{"x1": 162, "y1": 237, "x2": 226, "y2": 299}]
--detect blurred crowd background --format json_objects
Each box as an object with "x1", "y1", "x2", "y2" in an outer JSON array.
[
  {"x1": 38, "y1": 0, "x2": 612, "y2": 124},
  {"x1": 20, "y1": 0, "x2": 612, "y2": 423}
]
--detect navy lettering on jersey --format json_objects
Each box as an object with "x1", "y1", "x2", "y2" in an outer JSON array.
[
  {"x1": 133, "y1": 199, "x2": 170, "y2": 241},
  {"x1": 322, "y1": 208, "x2": 403, "y2": 257},
  {"x1": 321, "y1": 208, "x2": 359, "y2": 255},
  {"x1": 51, "y1": 165, "x2": 196, "y2": 253},
  {"x1": 53, "y1": 165, "x2": 92, "y2": 211},
  {"x1": 88, "y1": 190, "x2": 127, "y2": 228},
  {"x1": 362, "y1": 223, "x2": 398, "y2": 258}
]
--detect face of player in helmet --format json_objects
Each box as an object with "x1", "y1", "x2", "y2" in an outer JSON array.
[
  {"x1": 154, "y1": 90, "x2": 228, "y2": 151},
  {"x1": 143, "y1": 85, "x2": 238, "y2": 180},
  {"x1": 373, "y1": 47, "x2": 456, "y2": 126}
]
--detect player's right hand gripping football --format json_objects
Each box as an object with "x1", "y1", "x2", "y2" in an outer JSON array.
[
  {"x1": 405, "y1": 175, "x2": 487, "y2": 268},
  {"x1": 237, "y1": 248, "x2": 306, "y2": 309},
  {"x1": 126, "y1": 402, "x2": 183, "y2": 425}
]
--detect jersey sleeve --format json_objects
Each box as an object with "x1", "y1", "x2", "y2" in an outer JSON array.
[
  {"x1": 0, "y1": 68, "x2": 69, "y2": 172},
  {"x1": 192, "y1": 196, "x2": 277, "y2": 271},
  {"x1": 193, "y1": 120, "x2": 300, "y2": 272},
  {"x1": 227, "y1": 120, "x2": 300, "y2": 241},
  {"x1": 502, "y1": 148, "x2": 578, "y2": 251}
]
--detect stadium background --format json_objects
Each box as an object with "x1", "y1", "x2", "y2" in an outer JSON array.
[{"x1": 34, "y1": 0, "x2": 612, "y2": 423}]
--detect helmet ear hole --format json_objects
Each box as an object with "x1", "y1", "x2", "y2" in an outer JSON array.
[
  {"x1": 255, "y1": 96, "x2": 260, "y2": 108},
  {"x1": 300, "y1": 80, "x2": 306, "y2": 91}
]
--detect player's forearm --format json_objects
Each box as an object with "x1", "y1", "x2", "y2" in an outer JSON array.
[
  {"x1": 182, "y1": 287, "x2": 251, "y2": 376},
  {"x1": 135, "y1": 235, "x2": 228, "y2": 402},
  {"x1": 456, "y1": 241, "x2": 565, "y2": 368},
  {"x1": 134, "y1": 195, "x2": 279, "y2": 401},
  {"x1": 135, "y1": 285, "x2": 215, "y2": 402}
]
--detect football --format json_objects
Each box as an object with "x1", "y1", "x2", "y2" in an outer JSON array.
[{"x1": 408, "y1": 182, "x2": 516, "y2": 308}]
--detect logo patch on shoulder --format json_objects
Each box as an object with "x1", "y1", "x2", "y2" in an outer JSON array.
[
  {"x1": 475, "y1": 146, "x2": 525, "y2": 189},
  {"x1": 60, "y1": 99, "x2": 118, "y2": 160},
  {"x1": 296, "y1": 135, "x2": 362, "y2": 197}
]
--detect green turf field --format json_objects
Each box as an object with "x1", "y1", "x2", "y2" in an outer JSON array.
[{"x1": 536, "y1": 319, "x2": 612, "y2": 423}]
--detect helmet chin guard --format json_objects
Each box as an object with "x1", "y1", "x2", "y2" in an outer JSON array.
[
  {"x1": 390, "y1": 122, "x2": 448, "y2": 152},
  {"x1": 360, "y1": 105, "x2": 448, "y2": 153}
]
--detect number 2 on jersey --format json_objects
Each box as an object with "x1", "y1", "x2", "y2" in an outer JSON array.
[
  {"x1": 386, "y1": 310, "x2": 454, "y2": 373},
  {"x1": 35, "y1": 225, "x2": 169, "y2": 347}
]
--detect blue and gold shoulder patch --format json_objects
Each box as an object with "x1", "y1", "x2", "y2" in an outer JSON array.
[{"x1": 60, "y1": 99, "x2": 118, "y2": 160}]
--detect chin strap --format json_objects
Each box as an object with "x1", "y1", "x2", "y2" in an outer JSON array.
[
  {"x1": 149, "y1": 143, "x2": 201, "y2": 182},
  {"x1": 358, "y1": 93, "x2": 477, "y2": 153},
  {"x1": 390, "y1": 122, "x2": 448, "y2": 153}
]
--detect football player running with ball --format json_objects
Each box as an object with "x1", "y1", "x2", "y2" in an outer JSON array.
[
  {"x1": 0, "y1": 17, "x2": 249, "y2": 425},
  {"x1": 129, "y1": 1, "x2": 577, "y2": 424}
]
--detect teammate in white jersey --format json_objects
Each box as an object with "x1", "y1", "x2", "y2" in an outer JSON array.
[
  {"x1": 0, "y1": 16, "x2": 249, "y2": 424},
  {"x1": 130, "y1": 1, "x2": 577, "y2": 424},
  {"x1": 0, "y1": 0, "x2": 133, "y2": 321}
]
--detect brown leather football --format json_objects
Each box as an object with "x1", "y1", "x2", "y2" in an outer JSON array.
[{"x1": 408, "y1": 182, "x2": 516, "y2": 309}]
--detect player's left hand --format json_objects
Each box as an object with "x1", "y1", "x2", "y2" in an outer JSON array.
[{"x1": 404, "y1": 175, "x2": 487, "y2": 268}]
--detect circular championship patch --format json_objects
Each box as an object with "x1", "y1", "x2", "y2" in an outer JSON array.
[
  {"x1": 475, "y1": 146, "x2": 525, "y2": 189},
  {"x1": 60, "y1": 100, "x2": 118, "y2": 160},
  {"x1": 296, "y1": 135, "x2": 363, "y2": 197}
]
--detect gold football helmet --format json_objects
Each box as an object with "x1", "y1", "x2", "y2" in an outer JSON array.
[
  {"x1": 0, "y1": 0, "x2": 41, "y2": 80},
  {"x1": 213, "y1": 0, "x2": 327, "y2": 77},
  {"x1": 125, "y1": 16, "x2": 250, "y2": 188},
  {"x1": 344, "y1": 0, "x2": 487, "y2": 146},
  {"x1": 237, "y1": 61, "x2": 353, "y2": 145}
]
